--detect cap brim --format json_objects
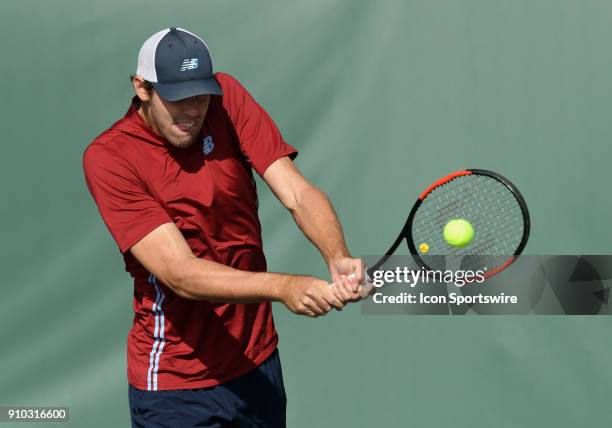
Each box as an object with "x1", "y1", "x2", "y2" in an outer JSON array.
[{"x1": 153, "y1": 77, "x2": 224, "y2": 101}]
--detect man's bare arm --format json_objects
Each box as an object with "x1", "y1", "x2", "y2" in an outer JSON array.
[
  {"x1": 130, "y1": 222, "x2": 343, "y2": 316},
  {"x1": 263, "y1": 158, "x2": 350, "y2": 263},
  {"x1": 263, "y1": 157, "x2": 364, "y2": 297}
]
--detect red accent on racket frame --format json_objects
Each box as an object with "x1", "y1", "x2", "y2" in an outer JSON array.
[
  {"x1": 483, "y1": 256, "x2": 515, "y2": 279},
  {"x1": 418, "y1": 170, "x2": 472, "y2": 200}
]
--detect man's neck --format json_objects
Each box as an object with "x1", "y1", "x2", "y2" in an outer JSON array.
[{"x1": 136, "y1": 104, "x2": 160, "y2": 137}]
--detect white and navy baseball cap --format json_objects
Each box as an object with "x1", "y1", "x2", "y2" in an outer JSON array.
[{"x1": 136, "y1": 27, "x2": 223, "y2": 101}]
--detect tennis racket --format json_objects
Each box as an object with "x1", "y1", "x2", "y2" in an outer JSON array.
[{"x1": 363, "y1": 169, "x2": 530, "y2": 284}]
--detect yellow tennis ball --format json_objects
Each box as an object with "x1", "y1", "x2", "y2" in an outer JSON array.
[{"x1": 443, "y1": 219, "x2": 474, "y2": 248}]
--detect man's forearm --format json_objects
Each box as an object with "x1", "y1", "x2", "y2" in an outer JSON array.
[
  {"x1": 167, "y1": 256, "x2": 293, "y2": 301},
  {"x1": 290, "y1": 185, "x2": 350, "y2": 264},
  {"x1": 162, "y1": 256, "x2": 345, "y2": 317}
]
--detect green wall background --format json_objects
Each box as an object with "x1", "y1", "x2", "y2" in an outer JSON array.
[{"x1": 2, "y1": 1, "x2": 612, "y2": 426}]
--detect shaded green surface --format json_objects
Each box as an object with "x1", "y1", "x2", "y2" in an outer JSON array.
[{"x1": 2, "y1": 1, "x2": 612, "y2": 426}]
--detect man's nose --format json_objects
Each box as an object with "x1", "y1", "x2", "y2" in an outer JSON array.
[{"x1": 180, "y1": 97, "x2": 204, "y2": 117}]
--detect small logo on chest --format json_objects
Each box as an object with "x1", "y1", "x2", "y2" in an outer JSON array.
[{"x1": 202, "y1": 135, "x2": 215, "y2": 155}]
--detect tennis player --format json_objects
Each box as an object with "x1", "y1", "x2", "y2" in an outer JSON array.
[{"x1": 83, "y1": 27, "x2": 363, "y2": 427}]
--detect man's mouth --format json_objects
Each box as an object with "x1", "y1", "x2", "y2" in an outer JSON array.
[{"x1": 174, "y1": 121, "x2": 197, "y2": 132}]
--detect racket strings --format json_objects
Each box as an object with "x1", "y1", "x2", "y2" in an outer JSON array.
[
  {"x1": 429, "y1": 179, "x2": 494, "y2": 226},
  {"x1": 410, "y1": 175, "x2": 525, "y2": 272},
  {"x1": 417, "y1": 197, "x2": 522, "y2": 255},
  {"x1": 443, "y1": 208, "x2": 524, "y2": 257},
  {"x1": 418, "y1": 176, "x2": 523, "y2": 234},
  {"x1": 459, "y1": 255, "x2": 508, "y2": 273},
  {"x1": 424, "y1": 196, "x2": 521, "y2": 245},
  {"x1": 426, "y1": 219, "x2": 523, "y2": 260},
  {"x1": 422, "y1": 177, "x2": 507, "y2": 227}
]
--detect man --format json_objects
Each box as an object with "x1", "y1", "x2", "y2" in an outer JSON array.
[{"x1": 83, "y1": 27, "x2": 364, "y2": 427}]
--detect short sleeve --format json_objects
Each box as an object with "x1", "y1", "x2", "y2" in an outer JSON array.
[
  {"x1": 218, "y1": 73, "x2": 298, "y2": 176},
  {"x1": 83, "y1": 145, "x2": 173, "y2": 253}
]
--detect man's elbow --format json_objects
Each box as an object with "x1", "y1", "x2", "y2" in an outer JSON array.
[
  {"x1": 292, "y1": 183, "x2": 324, "y2": 212},
  {"x1": 168, "y1": 281, "x2": 197, "y2": 300},
  {"x1": 161, "y1": 259, "x2": 200, "y2": 300}
]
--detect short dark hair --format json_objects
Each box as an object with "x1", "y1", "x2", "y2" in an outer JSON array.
[{"x1": 129, "y1": 74, "x2": 154, "y2": 92}]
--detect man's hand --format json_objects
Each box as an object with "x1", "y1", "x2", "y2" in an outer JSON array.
[
  {"x1": 278, "y1": 276, "x2": 346, "y2": 317},
  {"x1": 328, "y1": 257, "x2": 365, "y2": 302}
]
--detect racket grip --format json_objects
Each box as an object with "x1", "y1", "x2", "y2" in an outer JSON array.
[{"x1": 348, "y1": 272, "x2": 375, "y2": 298}]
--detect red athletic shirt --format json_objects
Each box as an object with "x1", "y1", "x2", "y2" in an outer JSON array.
[{"x1": 83, "y1": 72, "x2": 297, "y2": 391}]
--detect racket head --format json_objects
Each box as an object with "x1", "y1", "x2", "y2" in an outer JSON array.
[{"x1": 404, "y1": 169, "x2": 530, "y2": 277}]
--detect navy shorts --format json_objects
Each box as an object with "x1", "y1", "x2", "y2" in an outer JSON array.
[{"x1": 129, "y1": 349, "x2": 286, "y2": 427}]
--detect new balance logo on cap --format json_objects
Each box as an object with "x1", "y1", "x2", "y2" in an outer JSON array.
[
  {"x1": 136, "y1": 27, "x2": 224, "y2": 101},
  {"x1": 180, "y1": 58, "x2": 199, "y2": 72}
]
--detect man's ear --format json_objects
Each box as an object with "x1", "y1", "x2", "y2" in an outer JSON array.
[{"x1": 132, "y1": 76, "x2": 152, "y2": 102}]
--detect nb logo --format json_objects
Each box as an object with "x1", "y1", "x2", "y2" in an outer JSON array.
[
  {"x1": 180, "y1": 58, "x2": 199, "y2": 71},
  {"x1": 202, "y1": 136, "x2": 214, "y2": 155}
]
